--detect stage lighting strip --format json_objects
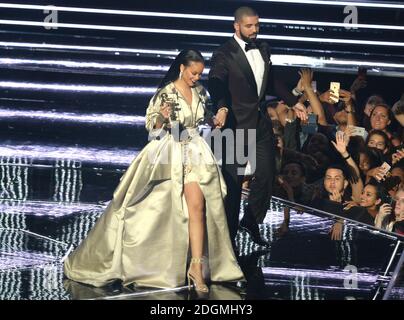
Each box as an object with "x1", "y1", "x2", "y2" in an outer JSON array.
[
  {"x1": 0, "y1": 81, "x2": 155, "y2": 94},
  {"x1": 0, "y1": 3, "x2": 403, "y2": 30},
  {"x1": 0, "y1": 54, "x2": 404, "y2": 76},
  {"x1": 0, "y1": 19, "x2": 403, "y2": 48},
  {"x1": 0, "y1": 58, "x2": 171, "y2": 72},
  {"x1": 2, "y1": 43, "x2": 404, "y2": 72},
  {"x1": 0, "y1": 108, "x2": 146, "y2": 125},
  {"x1": 0, "y1": 19, "x2": 402, "y2": 48},
  {"x1": 0, "y1": 144, "x2": 138, "y2": 166},
  {"x1": 253, "y1": 0, "x2": 404, "y2": 9}
]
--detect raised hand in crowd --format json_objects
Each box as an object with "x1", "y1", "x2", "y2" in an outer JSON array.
[
  {"x1": 331, "y1": 131, "x2": 349, "y2": 155},
  {"x1": 331, "y1": 131, "x2": 363, "y2": 202},
  {"x1": 374, "y1": 203, "x2": 393, "y2": 229},
  {"x1": 366, "y1": 166, "x2": 388, "y2": 182},
  {"x1": 350, "y1": 76, "x2": 367, "y2": 95},
  {"x1": 319, "y1": 90, "x2": 339, "y2": 105},
  {"x1": 292, "y1": 103, "x2": 308, "y2": 122},
  {"x1": 339, "y1": 89, "x2": 353, "y2": 106},
  {"x1": 392, "y1": 148, "x2": 404, "y2": 165},
  {"x1": 298, "y1": 68, "x2": 313, "y2": 91},
  {"x1": 297, "y1": 68, "x2": 327, "y2": 125}
]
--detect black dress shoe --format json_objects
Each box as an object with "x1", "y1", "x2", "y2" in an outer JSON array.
[{"x1": 239, "y1": 218, "x2": 270, "y2": 247}]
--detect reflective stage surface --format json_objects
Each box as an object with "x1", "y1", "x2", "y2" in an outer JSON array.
[
  {"x1": 0, "y1": 0, "x2": 403, "y2": 300},
  {"x1": 0, "y1": 160, "x2": 402, "y2": 300}
]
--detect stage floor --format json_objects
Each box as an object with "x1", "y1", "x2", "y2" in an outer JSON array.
[{"x1": 0, "y1": 159, "x2": 402, "y2": 300}]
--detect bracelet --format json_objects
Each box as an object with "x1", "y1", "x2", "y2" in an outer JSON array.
[
  {"x1": 292, "y1": 88, "x2": 303, "y2": 97},
  {"x1": 343, "y1": 154, "x2": 351, "y2": 160},
  {"x1": 218, "y1": 107, "x2": 229, "y2": 113}
]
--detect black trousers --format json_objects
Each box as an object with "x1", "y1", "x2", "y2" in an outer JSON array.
[{"x1": 221, "y1": 112, "x2": 276, "y2": 243}]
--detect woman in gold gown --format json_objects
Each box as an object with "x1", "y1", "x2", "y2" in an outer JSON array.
[{"x1": 63, "y1": 49, "x2": 244, "y2": 292}]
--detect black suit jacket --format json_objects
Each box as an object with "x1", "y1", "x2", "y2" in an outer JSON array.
[{"x1": 208, "y1": 37, "x2": 297, "y2": 131}]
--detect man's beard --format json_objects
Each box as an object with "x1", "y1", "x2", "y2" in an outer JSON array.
[{"x1": 240, "y1": 31, "x2": 257, "y2": 43}]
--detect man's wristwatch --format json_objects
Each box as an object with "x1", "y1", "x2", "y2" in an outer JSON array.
[{"x1": 292, "y1": 87, "x2": 304, "y2": 97}]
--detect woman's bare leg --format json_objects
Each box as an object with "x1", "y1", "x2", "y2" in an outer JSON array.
[{"x1": 184, "y1": 182, "x2": 206, "y2": 285}]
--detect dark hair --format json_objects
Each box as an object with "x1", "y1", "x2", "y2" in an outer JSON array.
[
  {"x1": 366, "y1": 95, "x2": 385, "y2": 107},
  {"x1": 281, "y1": 161, "x2": 307, "y2": 177},
  {"x1": 366, "y1": 129, "x2": 391, "y2": 151},
  {"x1": 325, "y1": 164, "x2": 347, "y2": 179},
  {"x1": 234, "y1": 6, "x2": 258, "y2": 22},
  {"x1": 326, "y1": 163, "x2": 359, "y2": 185},
  {"x1": 157, "y1": 49, "x2": 204, "y2": 90},
  {"x1": 359, "y1": 146, "x2": 384, "y2": 170},
  {"x1": 369, "y1": 103, "x2": 394, "y2": 123},
  {"x1": 364, "y1": 180, "x2": 389, "y2": 210},
  {"x1": 319, "y1": 164, "x2": 352, "y2": 201},
  {"x1": 392, "y1": 94, "x2": 404, "y2": 116}
]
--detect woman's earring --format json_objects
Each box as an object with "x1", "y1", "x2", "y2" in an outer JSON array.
[{"x1": 179, "y1": 71, "x2": 183, "y2": 79}]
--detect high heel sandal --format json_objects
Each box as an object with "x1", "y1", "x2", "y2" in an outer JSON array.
[{"x1": 187, "y1": 257, "x2": 209, "y2": 293}]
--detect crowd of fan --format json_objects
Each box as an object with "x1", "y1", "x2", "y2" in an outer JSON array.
[{"x1": 249, "y1": 68, "x2": 404, "y2": 239}]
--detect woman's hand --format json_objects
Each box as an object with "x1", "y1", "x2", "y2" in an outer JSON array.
[
  {"x1": 298, "y1": 68, "x2": 313, "y2": 91},
  {"x1": 367, "y1": 166, "x2": 387, "y2": 182},
  {"x1": 330, "y1": 221, "x2": 343, "y2": 240},
  {"x1": 339, "y1": 89, "x2": 353, "y2": 109},
  {"x1": 319, "y1": 90, "x2": 339, "y2": 104},
  {"x1": 331, "y1": 131, "x2": 348, "y2": 155},
  {"x1": 159, "y1": 102, "x2": 172, "y2": 119},
  {"x1": 343, "y1": 200, "x2": 358, "y2": 210},
  {"x1": 392, "y1": 149, "x2": 404, "y2": 165},
  {"x1": 378, "y1": 203, "x2": 392, "y2": 217}
]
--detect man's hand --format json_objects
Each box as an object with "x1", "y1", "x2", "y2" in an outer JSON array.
[
  {"x1": 350, "y1": 77, "x2": 367, "y2": 93},
  {"x1": 292, "y1": 103, "x2": 308, "y2": 121},
  {"x1": 330, "y1": 190, "x2": 343, "y2": 203},
  {"x1": 214, "y1": 108, "x2": 228, "y2": 128},
  {"x1": 278, "y1": 176, "x2": 294, "y2": 201}
]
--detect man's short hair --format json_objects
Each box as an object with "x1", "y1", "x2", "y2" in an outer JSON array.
[{"x1": 234, "y1": 6, "x2": 258, "y2": 22}]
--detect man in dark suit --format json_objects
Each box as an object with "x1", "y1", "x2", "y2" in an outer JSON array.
[{"x1": 208, "y1": 6, "x2": 300, "y2": 248}]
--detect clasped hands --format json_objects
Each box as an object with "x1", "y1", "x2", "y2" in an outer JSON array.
[{"x1": 213, "y1": 107, "x2": 228, "y2": 129}]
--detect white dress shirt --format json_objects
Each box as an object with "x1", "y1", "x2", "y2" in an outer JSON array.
[{"x1": 234, "y1": 34, "x2": 265, "y2": 96}]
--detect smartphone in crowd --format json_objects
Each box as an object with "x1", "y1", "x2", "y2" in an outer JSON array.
[
  {"x1": 380, "y1": 162, "x2": 392, "y2": 179},
  {"x1": 329, "y1": 82, "x2": 340, "y2": 103},
  {"x1": 347, "y1": 125, "x2": 368, "y2": 139}
]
